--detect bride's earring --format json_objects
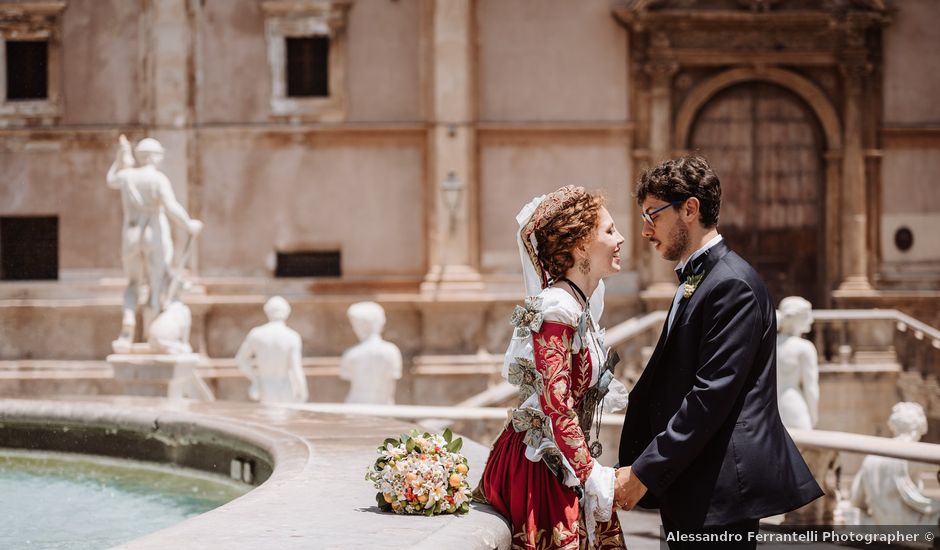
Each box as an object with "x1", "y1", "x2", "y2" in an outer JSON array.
[{"x1": 578, "y1": 258, "x2": 590, "y2": 275}]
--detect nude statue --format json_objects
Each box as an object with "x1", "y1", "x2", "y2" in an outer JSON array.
[
  {"x1": 339, "y1": 301, "x2": 402, "y2": 405},
  {"x1": 848, "y1": 402, "x2": 940, "y2": 525},
  {"x1": 235, "y1": 296, "x2": 308, "y2": 403},
  {"x1": 107, "y1": 135, "x2": 202, "y2": 352},
  {"x1": 776, "y1": 296, "x2": 819, "y2": 430}
]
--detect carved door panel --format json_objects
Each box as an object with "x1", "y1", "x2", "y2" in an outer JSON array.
[{"x1": 690, "y1": 82, "x2": 824, "y2": 306}]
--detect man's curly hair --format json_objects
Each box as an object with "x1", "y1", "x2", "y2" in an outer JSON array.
[
  {"x1": 635, "y1": 155, "x2": 721, "y2": 228},
  {"x1": 531, "y1": 186, "x2": 605, "y2": 281}
]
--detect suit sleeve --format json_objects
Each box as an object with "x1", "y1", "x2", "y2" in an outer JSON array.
[
  {"x1": 532, "y1": 321, "x2": 594, "y2": 484},
  {"x1": 631, "y1": 277, "x2": 764, "y2": 496}
]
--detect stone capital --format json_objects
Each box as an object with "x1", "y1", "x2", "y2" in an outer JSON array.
[{"x1": 643, "y1": 59, "x2": 679, "y2": 86}]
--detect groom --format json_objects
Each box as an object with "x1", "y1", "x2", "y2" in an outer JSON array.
[{"x1": 614, "y1": 156, "x2": 822, "y2": 548}]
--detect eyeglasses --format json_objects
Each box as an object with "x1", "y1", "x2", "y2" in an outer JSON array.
[{"x1": 640, "y1": 200, "x2": 684, "y2": 226}]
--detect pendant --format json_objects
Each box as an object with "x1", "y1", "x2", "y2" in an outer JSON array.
[{"x1": 589, "y1": 440, "x2": 603, "y2": 458}]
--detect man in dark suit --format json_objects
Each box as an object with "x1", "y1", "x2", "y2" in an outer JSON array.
[{"x1": 614, "y1": 156, "x2": 823, "y2": 549}]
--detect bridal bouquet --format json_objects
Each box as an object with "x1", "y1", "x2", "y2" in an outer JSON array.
[{"x1": 365, "y1": 428, "x2": 472, "y2": 516}]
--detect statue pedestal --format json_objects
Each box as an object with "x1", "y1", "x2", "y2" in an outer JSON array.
[{"x1": 108, "y1": 346, "x2": 214, "y2": 401}]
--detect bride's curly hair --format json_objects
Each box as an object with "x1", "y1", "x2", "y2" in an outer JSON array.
[{"x1": 532, "y1": 186, "x2": 605, "y2": 281}]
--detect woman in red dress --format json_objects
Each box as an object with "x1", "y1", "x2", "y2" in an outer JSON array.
[{"x1": 479, "y1": 186, "x2": 629, "y2": 550}]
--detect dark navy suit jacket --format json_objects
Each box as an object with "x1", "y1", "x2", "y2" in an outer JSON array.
[{"x1": 618, "y1": 240, "x2": 823, "y2": 528}]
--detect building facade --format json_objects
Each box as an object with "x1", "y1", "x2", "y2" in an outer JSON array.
[{"x1": 0, "y1": 0, "x2": 938, "y2": 367}]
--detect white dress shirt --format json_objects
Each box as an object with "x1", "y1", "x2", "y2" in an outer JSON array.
[{"x1": 667, "y1": 234, "x2": 724, "y2": 334}]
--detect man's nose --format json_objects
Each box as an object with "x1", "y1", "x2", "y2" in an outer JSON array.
[{"x1": 641, "y1": 223, "x2": 653, "y2": 238}]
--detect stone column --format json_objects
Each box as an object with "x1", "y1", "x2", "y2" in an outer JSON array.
[
  {"x1": 421, "y1": 0, "x2": 483, "y2": 294},
  {"x1": 836, "y1": 57, "x2": 873, "y2": 293},
  {"x1": 639, "y1": 55, "x2": 680, "y2": 309},
  {"x1": 140, "y1": 0, "x2": 199, "y2": 272}
]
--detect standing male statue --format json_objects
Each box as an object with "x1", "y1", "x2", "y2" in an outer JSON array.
[
  {"x1": 107, "y1": 135, "x2": 202, "y2": 352},
  {"x1": 235, "y1": 296, "x2": 309, "y2": 403},
  {"x1": 339, "y1": 301, "x2": 402, "y2": 404}
]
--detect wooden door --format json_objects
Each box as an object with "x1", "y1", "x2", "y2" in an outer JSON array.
[{"x1": 689, "y1": 82, "x2": 825, "y2": 307}]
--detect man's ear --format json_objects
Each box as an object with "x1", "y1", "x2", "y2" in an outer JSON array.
[{"x1": 683, "y1": 197, "x2": 701, "y2": 221}]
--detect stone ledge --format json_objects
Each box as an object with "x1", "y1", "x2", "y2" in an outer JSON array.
[{"x1": 0, "y1": 397, "x2": 511, "y2": 550}]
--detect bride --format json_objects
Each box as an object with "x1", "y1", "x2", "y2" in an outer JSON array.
[{"x1": 478, "y1": 185, "x2": 629, "y2": 549}]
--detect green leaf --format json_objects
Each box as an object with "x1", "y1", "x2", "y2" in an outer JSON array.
[
  {"x1": 383, "y1": 437, "x2": 399, "y2": 448},
  {"x1": 405, "y1": 437, "x2": 416, "y2": 453},
  {"x1": 376, "y1": 492, "x2": 388, "y2": 509},
  {"x1": 447, "y1": 438, "x2": 463, "y2": 453},
  {"x1": 443, "y1": 428, "x2": 453, "y2": 443},
  {"x1": 460, "y1": 502, "x2": 470, "y2": 513}
]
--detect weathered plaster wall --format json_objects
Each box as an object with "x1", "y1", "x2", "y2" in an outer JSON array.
[
  {"x1": 61, "y1": 0, "x2": 141, "y2": 126},
  {"x1": 196, "y1": 131, "x2": 425, "y2": 277},
  {"x1": 476, "y1": 0, "x2": 628, "y2": 122}
]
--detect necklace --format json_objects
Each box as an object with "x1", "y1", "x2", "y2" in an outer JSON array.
[
  {"x1": 558, "y1": 277, "x2": 588, "y2": 305},
  {"x1": 558, "y1": 277, "x2": 590, "y2": 337}
]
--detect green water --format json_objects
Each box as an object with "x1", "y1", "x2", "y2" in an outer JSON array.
[{"x1": 0, "y1": 449, "x2": 252, "y2": 549}]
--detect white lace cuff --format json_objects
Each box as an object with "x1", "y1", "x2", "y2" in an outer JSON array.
[
  {"x1": 581, "y1": 461, "x2": 615, "y2": 547},
  {"x1": 602, "y1": 378, "x2": 629, "y2": 414}
]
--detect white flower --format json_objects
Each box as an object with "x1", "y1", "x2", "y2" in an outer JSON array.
[{"x1": 429, "y1": 484, "x2": 447, "y2": 503}]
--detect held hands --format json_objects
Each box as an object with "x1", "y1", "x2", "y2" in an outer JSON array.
[{"x1": 614, "y1": 466, "x2": 648, "y2": 511}]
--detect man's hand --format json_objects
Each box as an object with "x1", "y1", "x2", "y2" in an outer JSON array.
[{"x1": 614, "y1": 466, "x2": 648, "y2": 511}]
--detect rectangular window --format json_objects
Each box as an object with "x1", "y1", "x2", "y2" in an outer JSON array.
[
  {"x1": 286, "y1": 36, "x2": 329, "y2": 98},
  {"x1": 0, "y1": 216, "x2": 58, "y2": 280},
  {"x1": 6, "y1": 40, "x2": 49, "y2": 100},
  {"x1": 275, "y1": 250, "x2": 340, "y2": 278}
]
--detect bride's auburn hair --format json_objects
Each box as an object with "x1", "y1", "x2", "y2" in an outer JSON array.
[{"x1": 532, "y1": 186, "x2": 605, "y2": 281}]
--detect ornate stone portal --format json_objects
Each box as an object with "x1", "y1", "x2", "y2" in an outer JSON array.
[{"x1": 612, "y1": 0, "x2": 888, "y2": 309}]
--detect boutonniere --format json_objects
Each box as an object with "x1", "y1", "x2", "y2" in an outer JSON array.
[{"x1": 683, "y1": 272, "x2": 704, "y2": 299}]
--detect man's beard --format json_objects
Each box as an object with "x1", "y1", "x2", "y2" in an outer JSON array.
[{"x1": 663, "y1": 220, "x2": 689, "y2": 262}]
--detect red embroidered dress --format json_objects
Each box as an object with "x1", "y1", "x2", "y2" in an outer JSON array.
[{"x1": 480, "y1": 288, "x2": 626, "y2": 550}]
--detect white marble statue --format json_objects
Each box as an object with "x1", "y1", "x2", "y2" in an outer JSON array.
[
  {"x1": 148, "y1": 299, "x2": 193, "y2": 354},
  {"x1": 339, "y1": 301, "x2": 402, "y2": 405},
  {"x1": 107, "y1": 134, "x2": 203, "y2": 352},
  {"x1": 776, "y1": 296, "x2": 819, "y2": 430},
  {"x1": 235, "y1": 296, "x2": 308, "y2": 403},
  {"x1": 847, "y1": 402, "x2": 940, "y2": 525}
]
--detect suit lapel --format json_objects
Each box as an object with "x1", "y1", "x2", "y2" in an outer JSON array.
[{"x1": 640, "y1": 240, "x2": 733, "y2": 376}]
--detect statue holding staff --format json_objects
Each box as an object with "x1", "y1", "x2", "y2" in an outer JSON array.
[{"x1": 107, "y1": 134, "x2": 202, "y2": 352}]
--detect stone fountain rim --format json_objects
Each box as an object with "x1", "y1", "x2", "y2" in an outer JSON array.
[{"x1": 0, "y1": 397, "x2": 512, "y2": 550}]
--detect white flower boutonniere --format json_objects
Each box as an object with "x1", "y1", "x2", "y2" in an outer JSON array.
[{"x1": 683, "y1": 272, "x2": 704, "y2": 299}]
